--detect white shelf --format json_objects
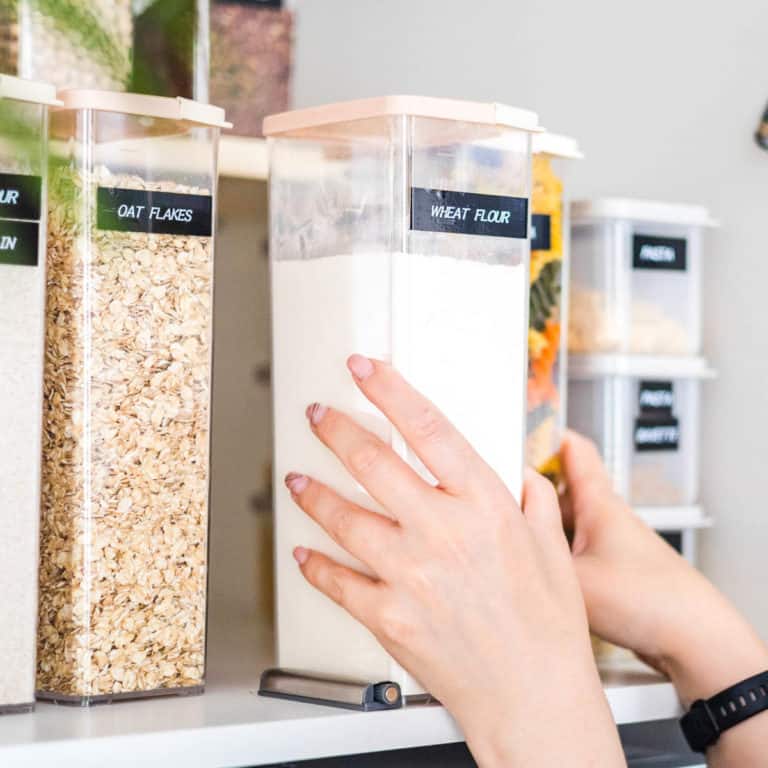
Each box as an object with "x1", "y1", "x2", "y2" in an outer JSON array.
[
  {"x1": 0, "y1": 617, "x2": 680, "y2": 767},
  {"x1": 568, "y1": 353, "x2": 716, "y2": 380},
  {"x1": 635, "y1": 505, "x2": 712, "y2": 531},
  {"x1": 219, "y1": 135, "x2": 268, "y2": 180}
]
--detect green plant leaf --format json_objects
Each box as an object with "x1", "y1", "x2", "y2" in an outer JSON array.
[{"x1": 529, "y1": 260, "x2": 562, "y2": 332}]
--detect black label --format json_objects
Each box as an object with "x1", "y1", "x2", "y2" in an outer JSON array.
[
  {"x1": 638, "y1": 381, "x2": 675, "y2": 416},
  {"x1": 97, "y1": 187, "x2": 213, "y2": 236},
  {"x1": 0, "y1": 220, "x2": 39, "y2": 266},
  {"x1": 634, "y1": 417, "x2": 680, "y2": 452},
  {"x1": 411, "y1": 188, "x2": 528, "y2": 239},
  {"x1": 633, "y1": 234, "x2": 687, "y2": 271},
  {"x1": 660, "y1": 531, "x2": 683, "y2": 553},
  {"x1": 0, "y1": 173, "x2": 42, "y2": 221},
  {"x1": 531, "y1": 214, "x2": 551, "y2": 250}
]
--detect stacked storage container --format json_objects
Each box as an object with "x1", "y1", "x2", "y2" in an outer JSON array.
[
  {"x1": 567, "y1": 198, "x2": 717, "y2": 664},
  {"x1": 567, "y1": 199, "x2": 717, "y2": 564}
]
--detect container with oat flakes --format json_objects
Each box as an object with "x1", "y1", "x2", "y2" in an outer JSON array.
[
  {"x1": 0, "y1": 74, "x2": 59, "y2": 716},
  {"x1": 526, "y1": 132, "x2": 582, "y2": 486},
  {"x1": 37, "y1": 90, "x2": 230, "y2": 705}
]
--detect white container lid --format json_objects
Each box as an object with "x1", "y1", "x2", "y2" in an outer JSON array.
[
  {"x1": 572, "y1": 197, "x2": 717, "y2": 227},
  {"x1": 532, "y1": 132, "x2": 583, "y2": 159},
  {"x1": 568, "y1": 353, "x2": 717, "y2": 380},
  {"x1": 0, "y1": 74, "x2": 61, "y2": 107},
  {"x1": 56, "y1": 89, "x2": 232, "y2": 129},
  {"x1": 263, "y1": 95, "x2": 540, "y2": 136}
]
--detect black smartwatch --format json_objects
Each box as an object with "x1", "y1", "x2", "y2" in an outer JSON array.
[{"x1": 680, "y1": 670, "x2": 768, "y2": 752}]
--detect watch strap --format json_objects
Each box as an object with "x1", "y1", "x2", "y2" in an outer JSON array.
[{"x1": 681, "y1": 670, "x2": 768, "y2": 752}]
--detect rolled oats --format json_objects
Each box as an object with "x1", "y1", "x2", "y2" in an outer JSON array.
[{"x1": 37, "y1": 164, "x2": 213, "y2": 702}]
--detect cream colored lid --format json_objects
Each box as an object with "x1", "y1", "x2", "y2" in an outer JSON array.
[
  {"x1": 56, "y1": 89, "x2": 232, "y2": 129},
  {"x1": 263, "y1": 95, "x2": 540, "y2": 136},
  {"x1": 572, "y1": 198, "x2": 718, "y2": 227},
  {"x1": 533, "y1": 132, "x2": 583, "y2": 159},
  {"x1": 0, "y1": 74, "x2": 61, "y2": 107}
]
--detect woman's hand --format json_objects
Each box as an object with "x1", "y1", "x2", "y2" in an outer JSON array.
[
  {"x1": 561, "y1": 430, "x2": 768, "y2": 765},
  {"x1": 285, "y1": 356, "x2": 624, "y2": 768}
]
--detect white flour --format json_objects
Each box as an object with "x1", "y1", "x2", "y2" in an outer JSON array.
[
  {"x1": 0, "y1": 261, "x2": 45, "y2": 710},
  {"x1": 272, "y1": 251, "x2": 526, "y2": 692}
]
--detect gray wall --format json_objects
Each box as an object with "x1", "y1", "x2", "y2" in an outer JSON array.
[{"x1": 290, "y1": 0, "x2": 768, "y2": 635}]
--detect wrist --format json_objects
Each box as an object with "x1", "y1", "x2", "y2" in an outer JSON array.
[
  {"x1": 658, "y1": 593, "x2": 768, "y2": 706},
  {"x1": 457, "y1": 650, "x2": 621, "y2": 767}
]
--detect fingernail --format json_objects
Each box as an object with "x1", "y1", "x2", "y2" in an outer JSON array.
[
  {"x1": 293, "y1": 546, "x2": 309, "y2": 565},
  {"x1": 306, "y1": 403, "x2": 327, "y2": 425},
  {"x1": 347, "y1": 354, "x2": 375, "y2": 381},
  {"x1": 285, "y1": 472, "x2": 309, "y2": 495}
]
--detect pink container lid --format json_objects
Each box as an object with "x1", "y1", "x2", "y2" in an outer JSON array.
[
  {"x1": 263, "y1": 95, "x2": 539, "y2": 137},
  {"x1": 0, "y1": 74, "x2": 61, "y2": 107},
  {"x1": 56, "y1": 89, "x2": 232, "y2": 129}
]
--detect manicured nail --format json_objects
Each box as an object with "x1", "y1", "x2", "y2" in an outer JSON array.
[
  {"x1": 306, "y1": 403, "x2": 327, "y2": 425},
  {"x1": 347, "y1": 354, "x2": 375, "y2": 382},
  {"x1": 293, "y1": 546, "x2": 309, "y2": 565},
  {"x1": 285, "y1": 472, "x2": 309, "y2": 495}
]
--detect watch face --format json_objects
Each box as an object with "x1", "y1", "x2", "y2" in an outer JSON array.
[{"x1": 681, "y1": 700, "x2": 719, "y2": 753}]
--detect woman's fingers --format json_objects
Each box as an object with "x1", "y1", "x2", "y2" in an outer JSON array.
[
  {"x1": 295, "y1": 547, "x2": 381, "y2": 627},
  {"x1": 522, "y1": 468, "x2": 570, "y2": 553},
  {"x1": 561, "y1": 431, "x2": 614, "y2": 517},
  {"x1": 346, "y1": 355, "x2": 496, "y2": 496},
  {"x1": 306, "y1": 403, "x2": 434, "y2": 515},
  {"x1": 561, "y1": 430, "x2": 611, "y2": 491},
  {"x1": 286, "y1": 473, "x2": 400, "y2": 574}
]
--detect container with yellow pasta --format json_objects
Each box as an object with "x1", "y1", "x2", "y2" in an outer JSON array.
[{"x1": 527, "y1": 133, "x2": 582, "y2": 485}]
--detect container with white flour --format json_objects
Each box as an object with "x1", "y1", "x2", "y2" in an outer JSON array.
[
  {"x1": 264, "y1": 96, "x2": 538, "y2": 700},
  {"x1": 0, "y1": 75, "x2": 59, "y2": 714}
]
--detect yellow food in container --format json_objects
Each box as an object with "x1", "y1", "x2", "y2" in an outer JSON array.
[{"x1": 526, "y1": 133, "x2": 582, "y2": 486}]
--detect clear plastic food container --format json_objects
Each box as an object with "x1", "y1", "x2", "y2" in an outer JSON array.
[
  {"x1": 0, "y1": 0, "x2": 132, "y2": 91},
  {"x1": 568, "y1": 199, "x2": 716, "y2": 356},
  {"x1": 265, "y1": 96, "x2": 539, "y2": 695},
  {"x1": 568, "y1": 373, "x2": 701, "y2": 507},
  {"x1": 526, "y1": 133, "x2": 582, "y2": 483},
  {"x1": 131, "y1": 0, "x2": 210, "y2": 100},
  {"x1": 0, "y1": 75, "x2": 59, "y2": 715},
  {"x1": 210, "y1": 1, "x2": 292, "y2": 137},
  {"x1": 37, "y1": 90, "x2": 229, "y2": 705},
  {"x1": 0, "y1": 1, "x2": 209, "y2": 99}
]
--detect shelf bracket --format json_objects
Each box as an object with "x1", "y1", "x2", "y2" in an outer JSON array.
[{"x1": 258, "y1": 668, "x2": 402, "y2": 712}]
